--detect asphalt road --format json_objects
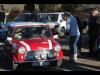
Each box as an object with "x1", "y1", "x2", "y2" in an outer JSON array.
[{"x1": 0, "y1": 33, "x2": 100, "y2": 71}]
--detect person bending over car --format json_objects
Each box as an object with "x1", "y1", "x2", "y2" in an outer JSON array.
[{"x1": 63, "y1": 13, "x2": 80, "y2": 62}]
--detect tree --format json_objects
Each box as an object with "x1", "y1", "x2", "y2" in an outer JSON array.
[
  {"x1": 24, "y1": 4, "x2": 35, "y2": 12},
  {"x1": 61, "y1": 4, "x2": 81, "y2": 12},
  {"x1": 7, "y1": 7, "x2": 20, "y2": 22},
  {"x1": 39, "y1": 4, "x2": 82, "y2": 12},
  {"x1": 39, "y1": 4, "x2": 62, "y2": 12},
  {"x1": 39, "y1": 4, "x2": 46, "y2": 12}
]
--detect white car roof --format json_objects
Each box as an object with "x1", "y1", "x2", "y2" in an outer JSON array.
[
  {"x1": 38, "y1": 12, "x2": 71, "y2": 14},
  {"x1": 9, "y1": 22, "x2": 48, "y2": 27},
  {"x1": 38, "y1": 12, "x2": 72, "y2": 16}
]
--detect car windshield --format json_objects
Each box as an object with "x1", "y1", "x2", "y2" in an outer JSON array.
[
  {"x1": 38, "y1": 14, "x2": 58, "y2": 22},
  {"x1": 14, "y1": 26, "x2": 51, "y2": 40}
]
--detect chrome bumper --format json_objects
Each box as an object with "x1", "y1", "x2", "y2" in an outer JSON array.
[
  {"x1": 14, "y1": 58, "x2": 61, "y2": 63},
  {"x1": 14, "y1": 59, "x2": 61, "y2": 66}
]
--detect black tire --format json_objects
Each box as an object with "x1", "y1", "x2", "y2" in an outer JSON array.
[
  {"x1": 50, "y1": 60, "x2": 62, "y2": 68},
  {"x1": 5, "y1": 46, "x2": 17, "y2": 71},
  {"x1": 5, "y1": 46, "x2": 12, "y2": 62}
]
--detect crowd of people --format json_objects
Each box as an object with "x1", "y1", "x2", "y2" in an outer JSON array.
[{"x1": 62, "y1": 8, "x2": 100, "y2": 62}]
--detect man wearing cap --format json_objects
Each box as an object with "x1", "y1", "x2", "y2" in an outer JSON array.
[{"x1": 88, "y1": 8, "x2": 100, "y2": 57}]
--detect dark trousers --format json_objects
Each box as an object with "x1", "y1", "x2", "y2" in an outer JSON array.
[
  {"x1": 69, "y1": 35, "x2": 80, "y2": 56},
  {"x1": 89, "y1": 35, "x2": 97, "y2": 53},
  {"x1": 77, "y1": 33, "x2": 82, "y2": 53}
]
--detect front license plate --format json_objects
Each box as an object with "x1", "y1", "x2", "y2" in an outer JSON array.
[
  {"x1": 32, "y1": 62, "x2": 40, "y2": 66},
  {"x1": 39, "y1": 61, "x2": 50, "y2": 66},
  {"x1": 32, "y1": 61, "x2": 50, "y2": 66}
]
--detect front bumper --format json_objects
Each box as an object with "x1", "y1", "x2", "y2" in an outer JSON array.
[
  {"x1": 14, "y1": 58, "x2": 60, "y2": 63},
  {"x1": 13, "y1": 49, "x2": 63, "y2": 66},
  {"x1": 14, "y1": 59, "x2": 61, "y2": 66}
]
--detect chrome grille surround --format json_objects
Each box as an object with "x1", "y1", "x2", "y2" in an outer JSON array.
[{"x1": 24, "y1": 49, "x2": 55, "y2": 61}]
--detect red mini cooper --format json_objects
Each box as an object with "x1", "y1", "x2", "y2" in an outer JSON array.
[{"x1": 6, "y1": 22, "x2": 63, "y2": 70}]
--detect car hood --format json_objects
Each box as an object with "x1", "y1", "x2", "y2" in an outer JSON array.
[{"x1": 16, "y1": 38, "x2": 53, "y2": 51}]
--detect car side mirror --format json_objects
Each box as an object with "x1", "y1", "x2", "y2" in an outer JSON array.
[{"x1": 7, "y1": 37, "x2": 12, "y2": 41}]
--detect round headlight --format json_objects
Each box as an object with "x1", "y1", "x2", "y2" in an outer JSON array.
[
  {"x1": 18, "y1": 47, "x2": 25, "y2": 54},
  {"x1": 54, "y1": 45, "x2": 61, "y2": 52},
  {"x1": 47, "y1": 53, "x2": 54, "y2": 58},
  {"x1": 40, "y1": 50, "x2": 48, "y2": 59},
  {"x1": 41, "y1": 53, "x2": 47, "y2": 59}
]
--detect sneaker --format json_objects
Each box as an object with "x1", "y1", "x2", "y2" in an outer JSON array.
[
  {"x1": 69, "y1": 54, "x2": 78, "y2": 62},
  {"x1": 73, "y1": 54, "x2": 78, "y2": 61}
]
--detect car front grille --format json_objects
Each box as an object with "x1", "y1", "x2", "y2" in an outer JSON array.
[
  {"x1": 24, "y1": 49, "x2": 55, "y2": 61},
  {"x1": 24, "y1": 51, "x2": 36, "y2": 61}
]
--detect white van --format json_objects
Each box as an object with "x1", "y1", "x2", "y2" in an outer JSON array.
[{"x1": 38, "y1": 12, "x2": 71, "y2": 30}]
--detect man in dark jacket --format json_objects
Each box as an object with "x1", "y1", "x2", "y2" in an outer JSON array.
[
  {"x1": 75, "y1": 16, "x2": 83, "y2": 54},
  {"x1": 95, "y1": 13, "x2": 100, "y2": 56},
  {"x1": 88, "y1": 9, "x2": 99, "y2": 56},
  {"x1": 0, "y1": 5, "x2": 5, "y2": 23},
  {"x1": 0, "y1": 5, "x2": 5, "y2": 27},
  {"x1": 96, "y1": 14, "x2": 100, "y2": 36}
]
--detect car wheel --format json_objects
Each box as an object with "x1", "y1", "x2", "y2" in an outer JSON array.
[
  {"x1": 4, "y1": 46, "x2": 12, "y2": 62},
  {"x1": 50, "y1": 60, "x2": 62, "y2": 68}
]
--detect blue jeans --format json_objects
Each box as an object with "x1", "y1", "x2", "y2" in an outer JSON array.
[{"x1": 69, "y1": 35, "x2": 80, "y2": 56}]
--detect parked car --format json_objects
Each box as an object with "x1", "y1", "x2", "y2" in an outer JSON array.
[
  {"x1": 5, "y1": 22, "x2": 63, "y2": 70},
  {"x1": 3, "y1": 12, "x2": 36, "y2": 32},
  {"x1": 37, "y1": 12, "x2": 71, "y2": 30},
  {"x1": 14, "y1": 12, "x2": 38, "y2": 22}
]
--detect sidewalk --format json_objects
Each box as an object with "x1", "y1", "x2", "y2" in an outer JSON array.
[{"x1": 56, "y1": 33, "x2": 100, "y2": 71}]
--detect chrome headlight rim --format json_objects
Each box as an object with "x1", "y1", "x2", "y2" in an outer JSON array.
[
  {"x1": 54, "y1": 44, "x2": 61, "y2": 52},
  {"x1": 18, "y1": 47, "x2": 25, "y2": 54},
  {"x1": 35, "y1": 50, "x2": 48, "y2": 60}
]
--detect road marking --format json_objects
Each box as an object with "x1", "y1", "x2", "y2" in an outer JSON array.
[
  {"x1": 78, "y1": 65, "x2": 100, "y2": 71},
  {"x1": 50, "y1": 67, "x2": 71, "y2": 71}
]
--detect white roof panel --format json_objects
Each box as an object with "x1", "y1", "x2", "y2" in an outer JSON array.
[{"x1": 9, "y1": 22, "x2": 48, "y2": 27}]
